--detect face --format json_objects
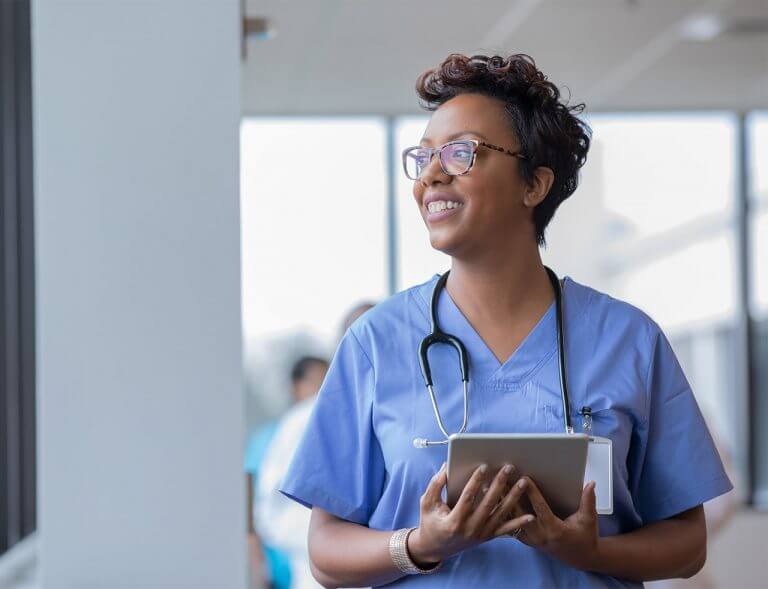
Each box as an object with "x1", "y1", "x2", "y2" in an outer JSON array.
[
  {"x1": 292, "y1": 362, "x2": 328, "y2": 402},
  {"x1": 412, "y1": 93, "x2": 548, "y2": 258}
]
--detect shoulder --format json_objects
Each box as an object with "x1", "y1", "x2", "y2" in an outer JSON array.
[
  {"x1": 346, "y1": 274, "x2": 438, "y2": 350},
  {"x1": 564, "y1": 276, "x2": 662, "y2": 349}
]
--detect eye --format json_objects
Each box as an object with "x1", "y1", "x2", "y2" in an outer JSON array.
[
  {"x1": 453, "y1": 149, "x2": 471, "y2": 160},
  {"x1": 412, "y1": 151, "x2": 432, "y2": 166}
]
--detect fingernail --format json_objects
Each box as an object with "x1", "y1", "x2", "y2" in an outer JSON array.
[
  {"x1": 502, "y1": 464, "x2": 512, "y2": 474},
  {"x1": 525, "y1": 515, "x2": 535, "y2": 523},
  {"x1": 479, "y1": 463, "x2": 488, "y2": 473},
  {"x1": 441, "y1": 462, "x2": 447, "y2": 471},
  {"x1": 518, "y1": 479, "x2": 527, "y2": 490}
]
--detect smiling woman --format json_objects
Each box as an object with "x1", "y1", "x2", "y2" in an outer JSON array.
[
  {"x1": 412, "y1": 54, "x2": 591, "y2": 248},
  {"x1": 277, "y1": 53, "x2": 732, "y2": 588}
]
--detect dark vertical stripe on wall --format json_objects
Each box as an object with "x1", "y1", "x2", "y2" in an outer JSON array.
[
  {"x1": 385, "y1": 116, "x2": 398, "y2": 295},
  {"x1": 0, "y1": 0, "x2": 36, "y2": 556},
  {"x1": 736, "y1": 113, "x2": 757, "y2": 505}
]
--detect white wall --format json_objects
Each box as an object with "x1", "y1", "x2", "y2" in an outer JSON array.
[{"x1": 31, "y1": 1, "x2": 245, "y2": 587}]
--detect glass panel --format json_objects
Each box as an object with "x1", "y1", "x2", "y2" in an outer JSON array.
[
  {"x1": 611, "y1": 231, "x2": 737, "y2": 333},
  {"x1": 750, "y1": 112, "x2": 767, "y2": 319},
  {"x1": 240, "y1": 118, "x2": 388, "y2": 346},
  {"x1": 749, "y1": 112, "x2": 768, "y2": 203},
  {"x1": 587, "y1": 113, "x2": 735, "y2": 241}
]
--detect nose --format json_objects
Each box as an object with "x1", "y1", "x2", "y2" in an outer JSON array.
[{"x1": 418, "y1": 154, "x2": 451, "y2": 188}]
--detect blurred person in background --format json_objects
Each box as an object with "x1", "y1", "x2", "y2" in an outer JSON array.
[
  {"x1": 256, "y1": 303, "x2": 374, "y2": 589},
  {"x1": 245, "y1": 355, "x2": 329, "y2": 589}
]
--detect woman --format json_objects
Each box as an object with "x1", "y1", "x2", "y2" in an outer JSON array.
[{"x1": 279, "y1": 54, "x2": 732, "y2": 587}]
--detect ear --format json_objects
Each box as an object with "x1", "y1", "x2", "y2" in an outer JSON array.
[{"x1": 522, "y1": 166, "x2": 554, "y2": 208}]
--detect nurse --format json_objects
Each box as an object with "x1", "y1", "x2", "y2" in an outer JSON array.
[{"x1": 279, "y1": 53, "x2": 732, "y2": 587}]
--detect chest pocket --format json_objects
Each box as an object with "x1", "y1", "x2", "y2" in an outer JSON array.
[{"x1": 544, "y1": 402, "x2": 632, "y2": 485}]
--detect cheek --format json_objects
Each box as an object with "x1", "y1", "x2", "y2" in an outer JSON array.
[
  {"x1": 412, "y1": 182, "x2": 424, "y2": 205},
  {"x1": 468, "y1": 180, "x2": 521, "y2": 222}
]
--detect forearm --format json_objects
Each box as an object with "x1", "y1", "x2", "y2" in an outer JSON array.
[
  {"x1": 308, "y1": 508, "x2": 407, "y2": 588},
  {"x1": 586, "y1": 508, "x2": 706, "y2": 582}
]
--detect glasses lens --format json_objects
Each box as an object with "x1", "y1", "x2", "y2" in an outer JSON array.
[
  {"x1": 440, "y1": 141, "x2": 474, "y2": 175},
  {"x1": 404, "y1": 147, "x2": 432, "y2": 179}
]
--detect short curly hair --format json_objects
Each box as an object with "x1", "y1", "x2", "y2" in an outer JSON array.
[{"x1": 415, "y1": 53, "x2": 591, "y2": 246}]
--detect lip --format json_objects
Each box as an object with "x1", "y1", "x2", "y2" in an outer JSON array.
[{"x1": 423, "y1": 191, "x2": 465, "y2": 223}]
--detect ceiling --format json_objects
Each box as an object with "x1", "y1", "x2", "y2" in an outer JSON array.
[{"x1": 241, "y1": 0, "x2": 768, "y2": 116}]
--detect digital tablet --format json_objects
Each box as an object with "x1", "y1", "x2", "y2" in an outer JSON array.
[{"x1": 447, "y1": 433, "x2": 589, "y2": 519}]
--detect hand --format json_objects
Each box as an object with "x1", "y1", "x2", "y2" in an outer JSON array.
[
  {"x1": 408, "y1": 463, "x2": 536, "y2": 566},
  {"x1": 515, "y1": 477, "x2": 600, "y2": 571}
]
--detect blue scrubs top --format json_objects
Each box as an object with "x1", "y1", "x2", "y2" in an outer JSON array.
[{"x1": 280, "y1": 275, "x2": 732, "y2": 588}]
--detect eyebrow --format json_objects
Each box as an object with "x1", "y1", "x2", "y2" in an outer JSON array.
[{"x1": 419, "y1": 130, "x2": 487, "y2": 146}]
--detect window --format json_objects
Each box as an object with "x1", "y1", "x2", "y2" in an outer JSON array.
[
  {"x1": 240, "y1": 118, "x2": 388, "y2": 420},
  {"x1": 589, "y1": 114, "x2": 735, "y2": 240},
  {"x1": 583, "y1": 114, "x2": 742, "y2": 489}
]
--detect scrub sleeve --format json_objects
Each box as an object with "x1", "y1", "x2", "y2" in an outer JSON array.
[{"x1": 280, "y1": 329, "x2": 386, "y2": 525}]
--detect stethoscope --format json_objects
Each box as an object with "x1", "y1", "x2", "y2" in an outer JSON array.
[{"x1": 413, "y1": 266, "x2": 576, "y2": 449}]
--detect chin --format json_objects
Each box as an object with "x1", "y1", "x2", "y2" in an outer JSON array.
[{"x1": 428, "y1": 230, "x2": 464, "y2": 257}]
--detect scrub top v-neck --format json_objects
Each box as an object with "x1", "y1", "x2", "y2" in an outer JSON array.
[{"x1": 280, "y1": 274, "x2": 732, "y2": 588}]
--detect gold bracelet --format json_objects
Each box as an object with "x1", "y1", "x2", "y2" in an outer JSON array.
[{"x1": 388, "y1": 528, "x2": 442, "y2": 575}]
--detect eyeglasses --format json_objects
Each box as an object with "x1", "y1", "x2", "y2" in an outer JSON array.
[{"x1": 402, "y1": 139, "x2": 526, "y2": 181}]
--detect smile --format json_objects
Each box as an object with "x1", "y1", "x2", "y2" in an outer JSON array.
[{"x1": 427, "y1": 200, "x2": 464, "y2": 213}]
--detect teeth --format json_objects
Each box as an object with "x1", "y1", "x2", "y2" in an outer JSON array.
[{"x1": 427, "y1": 200, "x2": 463, "y2": 213}]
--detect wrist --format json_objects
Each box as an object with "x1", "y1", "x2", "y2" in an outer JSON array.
[
  {"x1": 407, "y1": 528, "x2": 442, "y2": 566},
  {"x1": 579, "y1": 537, "x2": 604, "y2": 573}
]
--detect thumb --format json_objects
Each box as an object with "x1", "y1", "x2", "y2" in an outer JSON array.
[
  {"x1": 579, "y1": 481, "x2": 597, "y2": 516},
  {"x1": 422, "y1": 462, "x2": 448, "y2": 506}
]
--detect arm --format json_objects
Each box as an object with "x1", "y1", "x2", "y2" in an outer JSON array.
[
  {"x1": 518, "y1": 477, "x2": 707, "y2": 583},
  {"x1": 308, "y1": 508, "x2": 408, "y2": 589},
  {"x1": 589, "y1": 505, "x2": 706, "y2": 581},
  {"x1": 308, "y1": 463, "x2": 534, "y2": 588}
]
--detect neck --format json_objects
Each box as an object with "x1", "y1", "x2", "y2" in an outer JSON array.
[{"x1": 446, "y1": 241, "x2": 553, "y2": 324}]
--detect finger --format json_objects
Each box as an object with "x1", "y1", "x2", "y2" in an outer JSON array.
[
  {"x1": 487, "y1": 473, "x2": 526, "y2": 529},
  {"x1": 521, "y1": 477, "x2": 559, "y2": 527},
  {"x1": 421, "y1": 462, "x2": 447, "y2": 507},
  {"x1": 579, "y1": 481, "x2": 597, "y2": 517},
  {"x1": 475, "y1": 464, "x2": 515, "y2": 518},
  {"x1": 451, "y1": 464, "x2": 488, "y2": 521},
  {"x1": 489, "y1": 474, "x2": 527, "y2": 529},
  {"x1": 493, "y1": 513, "x2": 536, "y2": 538}
]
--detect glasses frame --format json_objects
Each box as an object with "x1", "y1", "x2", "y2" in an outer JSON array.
[{"x1": 401, "y1": 139, "x2": 527, "y2": 181}]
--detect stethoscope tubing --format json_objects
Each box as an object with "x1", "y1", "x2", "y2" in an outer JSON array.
[{"x1": 414, "y1": 266, "x2": 572, "y2": 449}]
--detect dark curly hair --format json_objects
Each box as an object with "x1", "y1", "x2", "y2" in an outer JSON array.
[{"x1": 415, "y1": 53, "x2": 591, "y2": 246}]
